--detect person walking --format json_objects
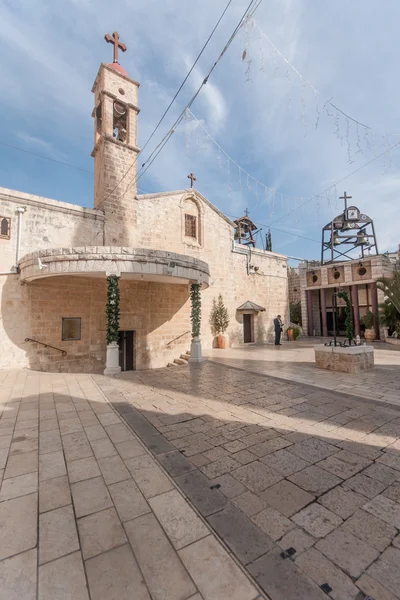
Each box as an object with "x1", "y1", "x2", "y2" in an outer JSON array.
[{"x1": 274, "y1": 315, "x2": 283, "y2": 345}]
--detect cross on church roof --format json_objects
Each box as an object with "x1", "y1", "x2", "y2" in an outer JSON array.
[
  {"x1": 187, "y1": 173, "x2": 196, "y2": 188},
  {"x1": 339, "y1": 191, "x2": 352, "y2": 209},
  {"x1": 244, "y1": 208, "x2": 250, "y2": 217},
  {"x1": 104, "y1": 31, "x2": 127, "y2": 63}
]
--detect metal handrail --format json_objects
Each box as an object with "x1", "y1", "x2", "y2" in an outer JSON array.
[
  {"x1": 165, "y1": 330, "x2": 191, "y2": 346},
  {"x1": 25, "y1": 338, "x2": 67, "y2": 356}
]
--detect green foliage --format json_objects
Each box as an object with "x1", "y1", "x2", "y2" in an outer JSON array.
[
  {"x1": 360, "y1": 310, "x2": 374, "y2": 330},
  {"x1": 338, "y1": 290, "x2": 354, "y2": 343},
  {"x1": 396, "y1": 321, "x2": 400, "y2": 336},
  {"x1": 190, "y1": 283, "x2": 201, "y2": 338},
  {"x1": 287, "y1": 325, "x2": 301, "y2": 340},
  {"x1": 379, "y1": 299, "x2": 400, "y2": 334},
  {"x1": 106, "y1": 275, "x2": 120, "y2": 344},
  {"x1": 377, "y1": 272, "x2": 400, "y2": 313},
  {"x1": 210, "y1": 294, "x2": 230, "y2": 336},
  {"x1": 289, "y1": 302, "x2": 302, "y2": 325}
]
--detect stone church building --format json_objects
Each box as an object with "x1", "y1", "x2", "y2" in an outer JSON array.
[{"x1": 0, "y1": 35, "x2": 288, "y2": 373}]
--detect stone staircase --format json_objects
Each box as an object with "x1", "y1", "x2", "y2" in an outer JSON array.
[{"x1": 167, "y1": 350, "x2": 190, "y2": 367}]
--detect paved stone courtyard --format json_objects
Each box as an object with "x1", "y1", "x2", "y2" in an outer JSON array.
[
  {"x1": 207, "y1": 339, "x2": 400, "y2": 405},
  {"x1": 0, "y1": 368, "x2": 262, "y2": 600},
  {"x1": 1, "y1": 346, "x2": 400, "y2": 599}
]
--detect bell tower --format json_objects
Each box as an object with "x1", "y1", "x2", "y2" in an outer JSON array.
[{"x1": 91, "y1": 32, "x2": 140, "y2": 246}]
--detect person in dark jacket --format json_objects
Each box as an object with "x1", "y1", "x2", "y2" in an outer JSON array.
[{"x1": 274, "y1": 315, "x2": 283, "y2": 345}]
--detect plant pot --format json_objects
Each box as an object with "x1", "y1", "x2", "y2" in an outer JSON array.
[
  {"x1": 217, "y1": 335, "x2": 227, "y2": 349},
  {"x1": 364, "y1": 328, "x2": 376, "y2": 342},
  {"x1": 287, "y1": 329, "x2": 294, "y2": 341}
]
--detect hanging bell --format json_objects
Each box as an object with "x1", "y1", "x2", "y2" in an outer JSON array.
[
  {"x1": 331, "y1": 234, "x2": 341, "y2": 246},
  {"x1": 355, "y1": 232, "x2": 368, "y2": 246},
  {"x1": 342, "y1": 221, "x2": 352, "y2": 230}
]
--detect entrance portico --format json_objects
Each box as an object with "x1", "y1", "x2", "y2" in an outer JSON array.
[{"x1": 18, "y1": 247, "x2": 209, "y2": 372}]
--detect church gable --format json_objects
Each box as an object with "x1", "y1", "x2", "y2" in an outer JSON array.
[{"x1": 135, "y1": 188, "x2": 235, "y2": 253}]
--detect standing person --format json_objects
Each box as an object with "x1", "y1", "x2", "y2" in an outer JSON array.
[{"x1": 274, "y1": 315, "x2": 283, "y2": 346}]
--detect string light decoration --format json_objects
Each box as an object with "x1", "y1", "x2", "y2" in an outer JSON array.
[
  {"x1": 184, "y1": 108, "x2": 400, "y2": 231},
  {"x1": 239, "y1": 17, "x2": 400, "y2": 165}
]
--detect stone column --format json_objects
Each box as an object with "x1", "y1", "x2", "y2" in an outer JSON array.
[
  {"x1": 351, "y1": 285, "x2": 361, "y2": 338},
  {"x1": 320, "y1": 288, "x2": 328, "y2": 337},
  {"x1": 307, "y1": 290, "x2": 314, "y2": 337},
  {"x1": 370, "y1": 282, "x2": 380, "y2": 339},
  {"x1": 104, "y1": 274, "x2": 121, "y2": 375},
  {"x1": 189, "y1": 283, "x2": 204, "y2": 363}
]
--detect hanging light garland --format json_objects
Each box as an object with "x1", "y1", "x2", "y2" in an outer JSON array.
[{"x1": 239, "y1": 17, "x2": 400, "y2": 165}]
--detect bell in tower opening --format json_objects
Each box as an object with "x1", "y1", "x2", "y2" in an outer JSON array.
[
  {"x1": 113, "y1": 101, "x2": 127, "y2": 142},
  {"x1": 234, "y1": 209, "x2": 259, "y2": 248}
]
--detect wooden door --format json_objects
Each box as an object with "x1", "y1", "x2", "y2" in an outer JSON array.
[
  {"x1": 243, "y1": 314, "x2": 253, "y2": 343},
  {"x1": 118, "y1": 331, "x2": 135, "y2": 371}
]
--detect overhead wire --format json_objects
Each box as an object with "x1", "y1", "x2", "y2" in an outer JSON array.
[
  {"x1": 265, "y1": 140, "x2": 400, "y2": 228},
  {"x1": 255, "y1": 22, "x2": 400, "y2": 136},
  {"x1": 0, "y1": 141, "x2": 92, "y2": 173},
  {"x1": 112, "y1": 0, "x2": 263, "y2": 204}
]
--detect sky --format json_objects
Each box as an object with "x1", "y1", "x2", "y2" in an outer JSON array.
[{"x1": 1, "y1": 0, "x2": 400, "y2": 261}]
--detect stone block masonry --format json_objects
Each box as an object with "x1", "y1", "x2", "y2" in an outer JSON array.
[{"x1": 314, "y1": 344, "x2": 374, "y2": 373}]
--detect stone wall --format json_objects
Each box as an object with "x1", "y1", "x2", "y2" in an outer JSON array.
[
  {"x1": 134, "y1": 190, "x2": 289, "y2": 350},
  {"x1": 288, "y1": 268, "x2": 301, "y2": 304},
  {"x1": 2, "y1": 275, "x2": 191, "y2": 372},
  {"x1": 0, "y1": 188, "x2": 104, "y2": 369},
  {"x1": 0, "y1": 186, "x2": 288, "y2": 371}
]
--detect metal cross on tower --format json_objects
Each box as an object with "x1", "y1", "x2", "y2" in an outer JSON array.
[
  {"x1": 244, "y1": 208, "x2": 250, "y2": 217},
  {"x1": 187, "y1": 173, "x2": 196, "y2": 188},
  {"x1": 339, "y1": 191, "x2": 352, "y2": 210},
  {"x1": 104, "y1": 31, "x2": 127, "y2": 63}
]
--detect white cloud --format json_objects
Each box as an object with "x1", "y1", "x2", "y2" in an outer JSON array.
[{"x1": 0, "y1": 0, "x2": 399, "y2": 257}]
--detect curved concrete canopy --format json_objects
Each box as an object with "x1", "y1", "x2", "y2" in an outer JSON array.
[{"x1": 19, "y1": 247, "x2": 210, "y2": 288}]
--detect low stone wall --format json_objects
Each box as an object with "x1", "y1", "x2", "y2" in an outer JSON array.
[
  {"x1": 386, "y1": 338, "x2": 400, "y2": 346},
  {"x1": 314, "y1": 344, "x2": 374, "y2": 373}
]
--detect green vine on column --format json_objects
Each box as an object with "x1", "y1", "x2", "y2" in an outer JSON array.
[
  {"x1": 338, "y1": 290, "x2": 354, "y2": 343},
  {"x1": 190, "y1": 283, "x2": 201, "y2": 338},
  {"x1": 106, "y1": 275, "x2": 120, "y2": 344}
]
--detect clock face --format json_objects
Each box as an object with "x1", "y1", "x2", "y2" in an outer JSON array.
[{"x1": 347, "y1": 208, "x2": 359, "y2": 220}]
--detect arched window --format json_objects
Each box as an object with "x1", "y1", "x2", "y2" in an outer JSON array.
[
  {"x1": 182, "y1": 196, "x2": 203, "y2": 246},
  {"x1": 0, "y1": 217, "x2": 10, "y2": 240}
]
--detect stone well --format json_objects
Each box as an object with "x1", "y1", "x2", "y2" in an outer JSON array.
[{"x1": 314, "y1": 344, "x2": 374, "y2": 374}]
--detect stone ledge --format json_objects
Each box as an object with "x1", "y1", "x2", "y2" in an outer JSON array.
[
  {"x1": 314, "y1": 344, "x2": 374, "y2": 373},
  {"x1": 314, "y1": 344, "x2": 374, "y2": 355},
  {"x1": 386, "y1": 338, "x2": 400, "y2": 346},
  {"x1": 19, "y1": 246, "x2": 210, "y2": 287}
]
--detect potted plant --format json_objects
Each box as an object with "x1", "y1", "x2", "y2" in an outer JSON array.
[
  {"x1": 210, "y1": 294, "x2": 230, "y2": 349},
  {"x1": 287, "y1": 326, "x2": 300, "y2": 341},
  {"x1": 361, "y1": 311, "x2": 376, "y2": 341}
]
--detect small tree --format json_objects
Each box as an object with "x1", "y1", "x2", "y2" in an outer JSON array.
[
  {"x1": 210, "y1": 294, "x2": 230, "y2": 336},
  {"x1": 290, "y1": 301, "x2": 302, "y2": 325},
  {"x1": 377, "y1": 272, "x2": 400, "y2": 313},
  {"x1": 360, "y1": 311, "x2": 374, "y2": 330}
]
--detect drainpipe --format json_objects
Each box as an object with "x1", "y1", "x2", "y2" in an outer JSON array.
[
  {"x1": 0, "y1": 206, "x2": 25, "y2": 276},
  {"x1": 16, "y1": 207, "x2": 25, "y2": 264}
]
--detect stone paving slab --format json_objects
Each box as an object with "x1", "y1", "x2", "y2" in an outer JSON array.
[
  {"x1": 103, "y1": 360, "x2": 400, "y2": 600},
  {"x1": 0, "y1": 369, "x2": 263, "y2": 600}
]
